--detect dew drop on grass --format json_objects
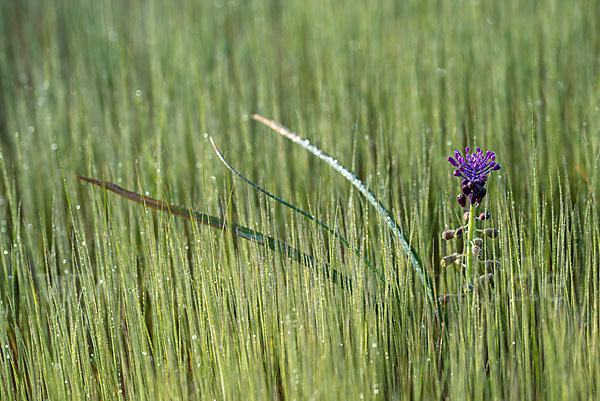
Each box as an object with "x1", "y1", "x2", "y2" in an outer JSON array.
[
  {"x1": 50, "y1": 143, "x2": 57, "y2": 151},
  {"x1": 135, "y1": 89, "x2": 142, "y2": 97}
]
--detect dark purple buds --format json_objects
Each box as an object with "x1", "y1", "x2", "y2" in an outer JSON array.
[
  {"x1": 442, "y1": 229, "x2": 456, "y2": 240},
  {"x1": 471, "y1": 245, "x2": 482, "y2": 260},
  {"x1": 483, "y1": 228, "x2": 499, "y2": 238},
  {"x1": 474, "y1": 187, "x2": 486, "y2": 204},
  {"x1": 457, "y1": 194, "x2": 466, "y2": 208},
  {"x1": 472, "y1": 237, "x2": 484, "y2": 248},
  {"x1": 441, "y1": 253, "x2": 462, "y2": 267},
  {"x1": 478, "y1": 210, "x2": 492, "y2": 220},
  {"x1": 442, "y1": 226, "x2": 465, "y2": 240}
]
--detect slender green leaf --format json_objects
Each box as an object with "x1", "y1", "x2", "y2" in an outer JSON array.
[{"x1": 251, "y1": 114, "x2": 436, "y2": 307}]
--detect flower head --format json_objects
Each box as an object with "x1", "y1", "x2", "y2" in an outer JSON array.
[{"x1": 447, "y1": 147, "x2": 501, "y2": 206}]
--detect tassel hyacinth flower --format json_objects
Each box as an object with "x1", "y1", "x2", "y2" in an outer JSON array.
[{"x1": 441, "y1": 147, "x2": 502, "y2": 301}]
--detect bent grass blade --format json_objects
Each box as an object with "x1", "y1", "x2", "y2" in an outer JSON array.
[
  {"x1": 209, "y1": 136, "x2": 388, "y2": 288},
  {"x1": 75, "y1": 174, "x2": 351, "y2": 288},
  {"x1": 250, "y1": 114, "x2": 436, "y2": 307}
]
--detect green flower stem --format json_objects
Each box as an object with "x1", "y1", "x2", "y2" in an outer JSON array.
[{"x1": 466, "y1": 203, "x2": 476, "y2": 284}]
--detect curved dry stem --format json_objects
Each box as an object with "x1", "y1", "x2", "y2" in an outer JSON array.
[{"x1": 75, "y1": 174, "x2": 351, "y2": 288}]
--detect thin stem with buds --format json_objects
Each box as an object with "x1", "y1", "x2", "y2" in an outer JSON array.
[{"x1": 465, "y1": 203, "x2": 476, "y2": 284}]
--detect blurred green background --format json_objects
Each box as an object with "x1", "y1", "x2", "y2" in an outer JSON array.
[{"x1": 0, "y1": 0, "x2": 598, "y2": 399}]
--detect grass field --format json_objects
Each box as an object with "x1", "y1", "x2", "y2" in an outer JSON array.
[{"x1": 1, "y1": 0, "x2": 599, "y2": 399}]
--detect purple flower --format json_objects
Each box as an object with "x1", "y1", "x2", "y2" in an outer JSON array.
[{"x1": 447, "y1": 147, "x2": 501, "y2": 206}]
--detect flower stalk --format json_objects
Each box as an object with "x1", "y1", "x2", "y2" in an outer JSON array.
[
  {"x1": 465, "y1": 203, "x2": 476, "y2": 282},
  {"x1": 440, "y1": 146, "x2": 502, "y2": 302}
]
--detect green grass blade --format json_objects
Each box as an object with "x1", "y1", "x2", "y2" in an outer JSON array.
[
  {"x1": 251, "y1": 114, "x2": 436, "y2": 307},
  {"x1": 209, "y1": 136, "x2": 387, "y2": 287}
]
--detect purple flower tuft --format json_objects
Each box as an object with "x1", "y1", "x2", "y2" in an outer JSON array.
[
  {"x1": 448, "y1": 147, "x2": 501, "y2": 183},
  {"x1": 448, "y1": 147, "x2": 500, "y2": 205}
]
